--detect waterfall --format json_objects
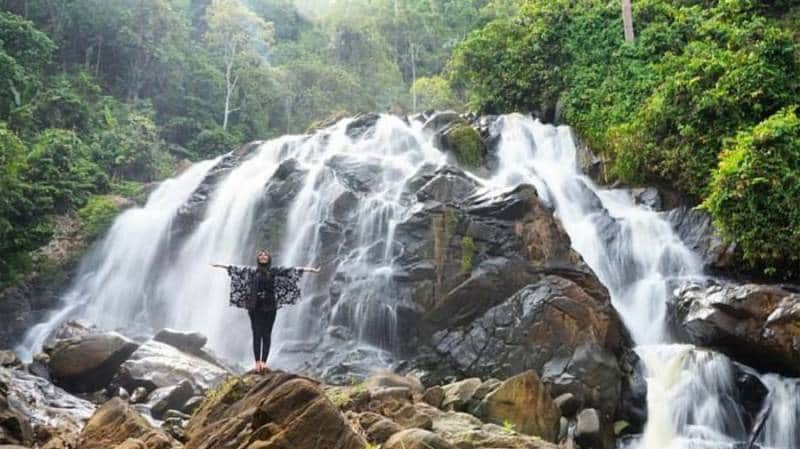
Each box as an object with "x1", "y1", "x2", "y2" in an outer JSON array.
[
  {"x1": 17, "y1": 113, "x2": 798, "y2": 447},
  {"x1": 491, "y1": 115, "x2": 798, "y2": 449},
  {"x1": 16, "y1": 157, "x2": 220, "y2": 360}
]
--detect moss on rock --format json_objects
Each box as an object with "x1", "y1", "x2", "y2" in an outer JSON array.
[{"x1": 441, "y1": 124, "x2": 486, "y2": 169}]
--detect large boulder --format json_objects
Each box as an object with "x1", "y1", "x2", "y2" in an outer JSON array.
[
  {"x1": 432, "y1": 276, "x2": 633, "y2": 414},
  {"x1": 153, "y1": 329, "x2": 206, "y2": 354},
  {"x1": 45, "y1": 331, "x2": 139, "y2": 393},
  {"x1": 113, "y1": 340, "x2": 229, "y2": 393},
  {"x1": 672, "y1": 281, "x2": 800, "y2": 376},
  {"x1": 394, "y1": 184, "x2": 585, "y2": 334},
  {"x1": 0, "y1": 366, "x2": 94, "y2": 445},
  {"x1": 184, "y1": 372, "x2": 366, "y2": 449},
  {"x1": 77, "y1": 398, "x2": 175, "y2": 449},
  {"x1": 477, "y1": 370, "x2": 560, "y2": 441}
]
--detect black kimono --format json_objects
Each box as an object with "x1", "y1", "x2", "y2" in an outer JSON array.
[{"x1": 225, "y1": 265, "x2": 303, "y2": 362}]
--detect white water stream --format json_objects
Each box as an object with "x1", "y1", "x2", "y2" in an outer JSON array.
[{"x1": 18, "y1": 113, "x2": 798, "y2": 448}]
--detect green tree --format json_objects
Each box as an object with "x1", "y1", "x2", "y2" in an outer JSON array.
[
  {"x1": 205, "y1": 0, "x2": 275, "y2": 130},
  {"x1": 25, "y1": 128, "x2": 107, "y2": 213},
  {"x1": 0, "y1": 11, "x2": 55, "y2": 121}
]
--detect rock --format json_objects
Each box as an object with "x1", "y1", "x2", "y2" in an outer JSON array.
[
  {"x1": 130, "y1": 387, "x2": 149, "y2": 404},
  {"x1": 630, "y1": 187, "x2": 662, "y2": 210},
  {"x1": 184, "y1": 372, "x2": 366, "y2": 449},
  {"x1": 432, "y1": 275, "x2": 638, "y2": 424},
  {"x1": 45, "y1": 331, "x2": 139, "y2": 393},
  {"x1": 435, "y1": 123, "x2": 487, "y2": 169},
  {"x1": 361, "y1": 415, "x2": 402, "y2": 444},
  {"x1": 572, "y1": 131, "x2": 606, "y2": 183},
  {"x1": 423, "y1": 111, "x2": 465, "y2": 135},
  {"x1": 345, "y1": 113, "x2": 381, "y2": 139},
  {"x1": 664, "y1": 207, "x2": 737, "y2": 271},
  {"x1": 413, "y1": 403, "x2": 559, "y2": 449},
  {"x1": 0, "y1": 367, "x2": 93, "y2": 437},
  {"x1": 673, "y1": 281, "x2": 800, "y2": 376},
  {"x1": 472, "y1": 378, "x2": 501, "y2": 402},
  {"x1": 554, "y1": 393, "x2": 579, "y2": 418},
  {"x1": 111, "y1": 439, "x2": 147, "y2": 449},
  {"x1": 422, "y1": 386, "x2": 445, "y2": 408},
  {"x1": 478, "y1": 370, "x2": 560, "y2": 441},
  {"x1": 364, "y1": 372, "x2": 424, "y2": 394},
  {"x1": 0, "y1": 352, "x2": 21, "y2": 369},
  {"x1": 441, "y1": 378, "x2": 481, "y2": 412},
  {"x1": 574, "y1": 408, "x2": 612, "y2": 449},
  {"x1": 369, "y1": 387, "x2": 412, "y2": 404},
  {"x1": 117, "y1": 387, "x2": 130, "y2": 401},
  {"x1": 27, "y1": 354, "x2": 50, "y2": 382},
  {"x1": 384, "y1": 429, "x2": 453, "y2": 449},
  {"x1": 48, "y1": 320, "x2": 97, "y2": 342},
  {"x1": 77, "y1": 398, "x2": 175, "y2": 449},
  {"x1": 153, "y1": 329, "x2": 207, "y2": 354},
  {"x1": 114, "y1": 340, "x2": 229, "y2": 393},
  {"x1": 416, "y1": 166, "x2": 479, "y2": 204},
  {"x1": 0, "y1": 378, "x2": 33, "y2": 446},
  {"x1": 180, "y1": 396, "x2": 204, "y2": 415},
  {"x1": 147, "y1": 380, "x2": 195, "y2": 419}
]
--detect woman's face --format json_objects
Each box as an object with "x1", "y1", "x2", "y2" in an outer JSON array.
[{"x1": 257, "y1": 251, "x2": 270, "y2": 265}]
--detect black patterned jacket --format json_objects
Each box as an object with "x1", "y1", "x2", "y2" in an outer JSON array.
[{"x1": 225, "y1": 265, "x2": 303, "y2": 310}]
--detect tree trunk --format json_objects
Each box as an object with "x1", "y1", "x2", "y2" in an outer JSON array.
[
  {"x1": 621, "y1": 0, "x2": 634, "y2": 43},
  {"x1": 410, "y1": 44, "x2": 417, "y2": 114},
  {"x1": 223, "y1": 60, "x2": 233, "y2": 130}
]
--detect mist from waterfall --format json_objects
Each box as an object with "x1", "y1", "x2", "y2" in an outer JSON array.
[{"x1": 17, "y1": 113, "x2": 799, "y2": 448}]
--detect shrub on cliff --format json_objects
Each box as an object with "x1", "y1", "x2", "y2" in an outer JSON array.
[{"x1": 704, "y1": 107, "x2": 800, "y2": 278}]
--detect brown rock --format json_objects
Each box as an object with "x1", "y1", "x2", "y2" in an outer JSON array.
[
  {"x1": 441, "y1": 378, "x2": 481, "y2": 411},
  {"x1": 674, "y1": 282, "x2": 800, "y2": 376},
  {"x1": 384, "y1": 429, "x2": 453, "y2": 449},
  {"x1": 479, "y1": 370, "x2": 560, "y2": 441},
  {"x1": 112, "y1": 439, "x2": 147, "y2": 449},
  {"x1": 77, "y1": 398, "x2": 174, "y2": 449},
  {"x1": 422, "y1": 386, "x2": 445, "y2": 408},
  {"x1": 184, "y1": 372, "x2": 365, "y2": 449}
]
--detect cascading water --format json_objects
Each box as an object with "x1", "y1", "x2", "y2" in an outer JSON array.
[
  {"x1": 18, "y1": 113, "x2": 799, "y2": 447},
  {"x1": 490, "y1": 114, "x2": 799, "y2": 449},
  {"x1": 16, "y1": 157, "x2": 220, "y2": 361}
]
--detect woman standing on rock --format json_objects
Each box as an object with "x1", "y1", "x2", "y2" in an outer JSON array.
[{"x1": 212, "y1": 250, "x2": 319, "y2": 373}]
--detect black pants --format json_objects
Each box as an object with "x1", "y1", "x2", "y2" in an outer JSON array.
[{"x1": 248, "y1": 308, "x2": 277, "y2": 362}]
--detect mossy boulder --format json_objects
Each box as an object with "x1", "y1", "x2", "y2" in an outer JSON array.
[{"x1": 438, "y1": 123, "x2": 487, "y2": 169}]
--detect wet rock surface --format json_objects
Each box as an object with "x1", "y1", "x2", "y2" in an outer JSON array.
[
  {"x1": 427, "y1": 275, "x2": 640, "y2": 427},
  {"x1": 113, "y1": 340, "x2": 229, "y2": 393},
  {"x1": 664, "y1": 207, "x2": 737, "y2": 272},
  {"x1": 672, "y1": 281, "x2": 800, "y2": 376},
  {"x1": 0, "y1": 367, "x2": 94, "y2": 440},
  {"x1": 45, "y1": 331, "x2": 139, "y2": 393}
]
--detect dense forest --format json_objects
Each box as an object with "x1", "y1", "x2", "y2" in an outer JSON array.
[
  {"x1": 0, "y1": 0, "x2": 485, "y2": 285},
  {"x1": 2, "y1": 0, "x2": 799, "y2": 286}
]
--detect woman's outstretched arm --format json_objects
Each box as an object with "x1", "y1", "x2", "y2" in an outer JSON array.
[
  {"x1": 295, "y1": 266, "x2": 320, "y2": 273},
  {"x1": 210, "y1": 263, "x2": 229, "y2": 269}
]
